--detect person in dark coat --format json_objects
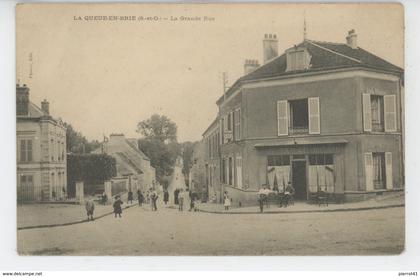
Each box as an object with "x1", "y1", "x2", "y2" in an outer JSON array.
[
  {"x1": 113, "y1": 196, "x2": 123, "y2": 218},
  {"x1": 85, "y1": 196, "x2": 95, "y2": 221},
  {"x1": 137, "y1": 189, "x2": 144, "y2": 206},
  {"x1": 163, "y1": 190, "x2": 169, "y2": 205},
  {"x1": 282, "y1": 182, "x2": 295, "y2": 208},
  {"x1": 174, "y1": 189, "x2": 179, "y2": 205},
  {"x1": 151, "y1": 189, "x2": 158, "y2": 211},
  {"x1": 128, "y1": 191, "x2": 133, "y2": 204}
]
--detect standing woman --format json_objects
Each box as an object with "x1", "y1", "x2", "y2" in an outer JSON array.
[
  {"x1": 113, "y1": 196, "x2": 123, "y2": 218},
  {"x1": 163, "y1": 190, "x2": 169, "y2": 205},
  {"x1": 223, "y1": 192, "x2": 231, "y2": 211},
  {"x1": 137, "y1": 189, "x2": 144, "y2": 206}
]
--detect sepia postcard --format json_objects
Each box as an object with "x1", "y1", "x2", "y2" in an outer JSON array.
[{"x1": 16, "y1": 3, "x2": 404, "y2": 256}]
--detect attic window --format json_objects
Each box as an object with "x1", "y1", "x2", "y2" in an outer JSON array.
[{"x1": 286, "y1": 49, "x2": 311, "y2": 72}]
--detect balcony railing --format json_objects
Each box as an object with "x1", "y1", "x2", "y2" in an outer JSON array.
[{"x1": 289, "y1": 126, "x2": 309, "y2": 135}]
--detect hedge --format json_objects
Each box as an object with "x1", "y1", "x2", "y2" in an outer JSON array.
[{"x1": 67, "y1": 153, "x2": 117, "y2": 197}]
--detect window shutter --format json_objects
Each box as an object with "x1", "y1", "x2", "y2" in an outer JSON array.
[
  {"x1": 277, "y1": 100, "x2": 288, "y2": 136},
  {"x1": 364, "y1": 152, "x2": 374, "y2": 191},
  {"x1": 236, "y1": 155, "x2": 242, "y2": 189},
  {"x1": 384, "y1": 95, "x2": 397, "y2": 132},
  {"x1": 308, "y1": 97, "x2": 320, "y2": 134},
  {"x1": 363, "y1": 93, "x2": 372, "y2": 132},
  {"x1": 385, "y1": 152, "x2": 393, "y2": 190}
]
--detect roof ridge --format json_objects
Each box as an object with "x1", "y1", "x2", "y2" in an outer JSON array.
[
  {"x1": 306, "y1": 39, "x2": 345, "y2": 46},
  {"x1": 307, "y1": 40, "x2": 362, "y2": 64}
]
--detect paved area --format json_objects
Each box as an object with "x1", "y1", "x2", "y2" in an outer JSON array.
[
  {"x1": 198, "y1": 193, "x2": 405, "y2": 214},
  {"x1": 17, "y1": 201, "x2": 138, "y2": 229},
  {"x1": 17, "y1": 203, "x2": 404, "y2": 256}
]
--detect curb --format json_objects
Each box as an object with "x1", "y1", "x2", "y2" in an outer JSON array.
[
  {"x1": 198, "y1": 203, "x2": 404, "y2": 215},
  {"x1": 17, "y1": 203, "x2": 139, "y2": 231}
]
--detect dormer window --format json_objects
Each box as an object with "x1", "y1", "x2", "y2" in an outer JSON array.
[{"x1": 286, "y1": 47, "x2": 311, "y2": 72}]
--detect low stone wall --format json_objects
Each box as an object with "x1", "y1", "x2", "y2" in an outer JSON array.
[{"x1": 224, "y1": 186, "x2": 259, "y2": 207}]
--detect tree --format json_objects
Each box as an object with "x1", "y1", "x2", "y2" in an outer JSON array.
[
  {"x1": 136, "y1": 114, "x2": 180, "y2": 183},
  {"x1": 180, "y1": 141, "x2": 197, "y2": 185},
  {"x1": 63, "y1": 122, "x2": 100, "y2": 154},
  {"x1": 136, "y1": 114, "x2": 177, "y2": 143}
]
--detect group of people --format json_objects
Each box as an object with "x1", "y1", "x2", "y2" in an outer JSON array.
[
  {"x1": 176, "y1": 188, "x2": 200, "y2": 212},
  {"x1": 257, "y1": 181, "x2": 295, "y2": 212}
]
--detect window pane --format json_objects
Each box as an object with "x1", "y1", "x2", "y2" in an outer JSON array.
[
  {"x1": 20, "y1": 175, "x2": 26, "y2": 183},
  {"x1": 325, "y1": 154, "x2": 334, "y2": 165},
  {"x1": 282, "y1": 155, "x2": 290, "y2": 165},
  {"x1": 267, "y1": 156, "x2": 275, "y2": 166},
  {"x1": 316, "y1": 154, "x2": 325, "y2": 165},
  {"x1": 275, "y1": 156, "x2": 282, "y2": 166},
  {"x1": 20, "y1": 140, "x2": 26, "y2": 162},
  {"x1": 309, "y1": 155, "x2": 317, "y2": 165}
]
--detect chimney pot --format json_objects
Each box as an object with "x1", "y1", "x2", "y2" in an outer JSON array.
[
  {"x1": 244, "y1": 59, "x2": 260, "y2": 75},
  {"x1": 41, "y1": 99, "x2": 50, "y2": 115},
  {"x1": 346, "y1": 29, "x2": 358, "y2": 49},
  {"x1": 263, "y1": 33, "x2": 279, "y2": 63}
]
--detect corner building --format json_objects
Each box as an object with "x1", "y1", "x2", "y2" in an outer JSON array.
[{"x1": 204, "y1": 30, "x2": 404, "y2": 205}]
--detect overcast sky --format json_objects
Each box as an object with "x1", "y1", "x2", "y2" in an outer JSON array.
[{"x1": 16, "y1": 3, "x2": 403, "y2": 142}]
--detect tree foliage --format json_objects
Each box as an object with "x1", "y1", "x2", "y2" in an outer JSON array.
[
  {"x1": 63, "y1": 122, "x2": 101, "y2": 154},
  {"x1": 67, "y1": 153, "x2": 117, "y2": 197},
  {"x1": 136, "y1": 114, "x2": 177, "y2": 143},
  {"x1": 180, "y1": 141, "x2": 197, "y2": 184},
  {"x1": 137, "y1": 114, "x2": 180, "y2": 183}
]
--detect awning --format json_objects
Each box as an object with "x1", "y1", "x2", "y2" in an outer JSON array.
[{"x1": 254, "y1": 137, "x2": 349, "y2": 148}]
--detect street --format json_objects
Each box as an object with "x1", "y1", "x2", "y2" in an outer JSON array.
[{"x1": 17, "y1": 205, "x2": 404, "y2": 255}]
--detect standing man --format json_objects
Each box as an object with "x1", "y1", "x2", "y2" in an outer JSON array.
[
  {"x1": 137, "y1": 189, "x2": 144, "y2": 206},
  {"x1": 128, "y1": 190, "x2": 133, "y2": 204},
  {"x1": 178, "y1": 188, "x2": 184, "y2": 211},
  {"x1": 85, "y1": 195, "x2": 95, "y2": 221},
  {"x1": 151, "y1": 189, "x2": 159, "y2": 211},
  {"x1": 163, "y1": 189, "x2": 169, "y2": 205},
  {"x1": 257, "y1": 185, "x2": 268, "y2": 213}
]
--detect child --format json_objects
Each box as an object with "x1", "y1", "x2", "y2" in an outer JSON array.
[
  {"x1": 224, "y1": 194, "x2": 231, "y2": 211},
  {"x1": 113, "y1": 196, "x2": 123, "y2": 218},
  {"x1": 85, "y1": 196, "x2": 95, "y2": 221}
]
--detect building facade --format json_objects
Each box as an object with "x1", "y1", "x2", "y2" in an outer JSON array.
[
  {"x1": 16, "y1": 84, "x2": 67, "y2": 202},
  {"x1": 96, "y1": 134, "x2": 156, "y2": 193},
  {"x1": 202, "y1": 30, "x2": 404, "y2": 205}
]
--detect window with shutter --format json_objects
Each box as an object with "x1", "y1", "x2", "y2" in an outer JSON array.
[
  {"x1": 364, "y1": 152, "x2": 374, "y2": 191},
  {"x1": 234, "y1": 108, "x2": 241, "y2": 141},
  {"x1": 308, "y1": 97, "x2": 320, "y2": 134},
  {"x1": 236, "y1": 155, "x2": 243, "y2": 189},
  {"x1": 363, "y1": 93, "x2": 372, "y2": 132},
  {"x1": 384, "y1": 95, "x2": 397, "y2": 132},
  {"x1": 385, "y1": 152, "x2": 393, "y2": 189},
  {"x1": 277, "y1": 100, "x2": 288, "y2": 136}
]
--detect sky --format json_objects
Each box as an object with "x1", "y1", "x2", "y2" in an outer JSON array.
[{"x1": 16, "y1": 3, "x2": 404, "y2": 142}]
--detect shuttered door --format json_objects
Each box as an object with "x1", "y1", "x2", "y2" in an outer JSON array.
[
  {"x1": 364, "y1": 153, "x2": 374, "y2": 191},
  {"x1": 277, "y1": 100, "x2": 288, "y2": 136},
  {"x1": 384, "y1": 95, "x2": 397, "y2": 132},
  {"x1": 308, "y1": 97, "x2": 320, "y2": 134},
  {"x1": 385, "y1": 152, "x2": 393, "y2": 190},
  {"x1": 363, "y1": 94, "x2": 372, "y2": 132},
  {"x1": 236, "y1": 155, "x2": 242, "y2": 189}
]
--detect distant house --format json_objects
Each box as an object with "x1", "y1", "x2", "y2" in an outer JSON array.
[
  {"x1": 201, "y1": 30, "x2": 404, "y2": 205},
  {"x1": 95, "y1": 134, "x2": 156, "y2": 192},
  {"x1": 16, "y1": 84, "x2": 67, "y2": 202}
]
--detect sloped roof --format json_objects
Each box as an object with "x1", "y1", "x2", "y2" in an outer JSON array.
[{"x1": 217, "y1": 40, "x2": 403, "y2": 105}]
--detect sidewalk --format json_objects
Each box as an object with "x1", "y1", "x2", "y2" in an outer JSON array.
[
  {"x1": 17, "y1": 201, "x2": 140, "y2": 230},
  {"x1": 198, "y1": 193, "x2": 405, "y2": 214}
]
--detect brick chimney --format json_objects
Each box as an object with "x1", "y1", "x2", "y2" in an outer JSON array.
[
  {"x1": 16, "y1": 84, "x2": 30, "y2": 116},
  {"x1": 244, "y1": 59, "x2": 259, "y2": 75},
  {"x1": 346, "y1": 29, "x2": 357, "y2": 49},
  {"x1": 41, "y1": 99, "x2": 50, "y2": 115},
  {"x1": 263, "y1": 34, "x2": 278, "y2": 63}
]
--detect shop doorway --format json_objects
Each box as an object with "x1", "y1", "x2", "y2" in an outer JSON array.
[{"x1": 292, "y1": 160, "x2": 307, "y2": 200}]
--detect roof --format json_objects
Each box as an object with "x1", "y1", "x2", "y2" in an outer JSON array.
[
  {"x1": 254, "y1": 137, "x2": 349, "y2": 148},
  {"x1": 217, "y1": 39, "x2": 404, "y2": 105},
  {"x1": 202, "y1": 117, "x2": 219, "y2": 137}
]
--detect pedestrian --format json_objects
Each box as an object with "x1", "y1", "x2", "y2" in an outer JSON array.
[
  {"x1": 283, "y1": 182, "x2": 295, "y2": 208},
  {"x1": 178, "y1": 188, "x2": 184, "y2": 211},
  {"x1": 163, "y1": 189, "x2": 169, "y2": 205},
  {"x1": 151, "y1": 189, "x2": 158, "y2": 211},
  {"x1": 113, "y1": 196, "x2": 123, "y2": 218},
  {"x1": 189, "y1": 191, "x2": 195, "y2": 211},
  {"x1": 101, "y1": 192, "x2": 108, "y2": 205},
  {"x1": 174, "y1": 189, "x2": 179, "y2": 205},
  {"x1": 257, "y1": 185, "x2": 268, "y2": 213},
  {"x1": 223, "y1": 192, "x2": 231, "y2": 211},
  {"x1": 137, "y1": 189, "x2": 144, "y2": 206},
  {"x1": 146, "y1": 190, "x2": 150, "y2": 204},
  {"x1": 128, "y1": 190, "x2": 133, "y2": 204},
  {"x1": 85, "y1": 195, "x2": 95, "y2": 221}
]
